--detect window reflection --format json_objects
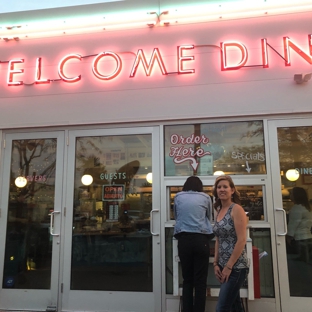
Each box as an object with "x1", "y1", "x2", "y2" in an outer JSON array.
[
  {"x1": 169, "y1": 185, "x2": 264, "y2": 221},
  {"x1": 164, "y1": 121, "x2": 265, "y2": 176},
  {"x1": 278, "y1": 127, "x2": 312, "y2": 297},
  {"x1": 71, "y1": 135, "x2": 153, "y2": 291},
  {"x1": 3, "y1": 139, "x2": 57, "y2": 289}
]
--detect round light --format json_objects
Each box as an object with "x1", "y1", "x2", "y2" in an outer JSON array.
[
  {"x1": 81, "y1": 174, "x2": 93, "y2": 186},
  {"x1": 146, "y1": 172, "x2": 153, "y2": 184},
  {"x1": 15, "y1": 176, "x2": 27, "y2": 188},
  {"x1": 286, "y1": 169, "x2": 300, "y2": 182},
  {"x1": 213, "y1": 171, "x2": 225, "y2": 176}
]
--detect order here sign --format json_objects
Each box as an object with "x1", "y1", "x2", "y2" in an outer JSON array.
[{"x1": 102, "y1": 185, "x2": 125, "y2": 201}]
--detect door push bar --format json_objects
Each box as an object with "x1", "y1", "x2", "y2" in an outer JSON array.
[
  {"x1": 275, "y1": 208, "x2": 287, "y2": 236},
  {"x1": 150, "y1": 209, "x2": 159, "y2": 236},
  {"x1": 50, "y1": 211, "x2": 61, "y2": 236}
]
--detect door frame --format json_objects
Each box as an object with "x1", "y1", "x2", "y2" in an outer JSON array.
[
  {"x1": 0, "y1": 131, "x2": 66, "y2": 310},
  {"x1": 59, "y1": 126, "x2": 162, "y2": 312},
  {"x1": 268, "y1": 118, "x2": 312, "y2": 312}
]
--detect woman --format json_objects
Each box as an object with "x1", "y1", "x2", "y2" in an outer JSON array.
[
  {"x1": 173, "y1": 176, "x2": 214, "y2": 312},
  {"x1": 286, "y1": 187, "x2": 312, "y2": 259},
  {"x1": 212, "y1": 175, "x2": 249, "y2": 312}
]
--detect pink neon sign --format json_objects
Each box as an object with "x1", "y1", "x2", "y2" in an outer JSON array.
[
  {"x1": 7, "y1": 59, "x2": 24, "y2": 86},
  {"x1": 58, "y1": 54, "x2": 82, "y2": 83},
  {"x1": 3, "y1": 35, "x2": 312, "y2": 86},
  {"x1": 92, "y1": 52, "x2": 122, "y2": 80}
]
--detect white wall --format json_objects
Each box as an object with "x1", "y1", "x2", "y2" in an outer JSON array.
[{"x1": 0, "y1": 11, "x2": 312, "y2": 128}]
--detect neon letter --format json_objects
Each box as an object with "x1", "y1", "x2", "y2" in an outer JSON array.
[
  {"x1": 35, "y1": 58, "x2": 50, "y2": 84},
  {"x1": 92, "y1": 52, "x2": 122, "y2": 80},
  {"x1": 283, "y1": 36, "x2": 312, "y2": 66},
  {"x1": 220, "y1": 41, "x2": 248, "y2": 71},
  {"x1": 261, "y1": 39, "x2": 269, "y2": 68},
  {"x1": 130, "y1": 48, "x2": 167, "y2": 77},
  {"x1": 178, "y1": 45, "x2": 195, "y2": 74},
  {"x1": 7, "y1": 59, "x2": 24, "y2": 86},
  {"x1": 58, "y1": 54, "x2": 82, "y2": 83}
]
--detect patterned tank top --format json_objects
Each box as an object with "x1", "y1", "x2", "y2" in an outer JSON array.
[{"x1": 213, "y1": 203, "x2": 249, "y2": 269}]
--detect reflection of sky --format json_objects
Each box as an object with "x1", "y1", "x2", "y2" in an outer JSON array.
[
  {"x1": 164, "y1": 122, "x2": 265, "y2": 174},
  {"x1": 0, "y1": 0, "x2": 123, "y2": 13},
  {"x1": 75, "y1": 135, "x2": 152, "y2": 188},
  {"x1": 165, "y1": 121, "x2": 264, "y2": 147}
]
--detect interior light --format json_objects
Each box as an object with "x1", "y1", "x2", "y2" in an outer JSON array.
[
  {"x1": 15, "y1": 176, "x2": 27, "y2": 188},
  {"x1": 81, "y1": 174, "x2": 93, "y2": 186},
  {"x1": 146, "y1": 172, "x2": 153, "y2": 184},
  {"x1": 213, "y1": 171, "x2": 225, "y2": 176},
  {"x1": 286, "y1": 169, "x2": 300, "y2": 182}
]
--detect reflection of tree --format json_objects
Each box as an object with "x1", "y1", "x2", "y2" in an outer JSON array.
[
  {"x1": 112, "y1": 160, "x2": 140, "y2": 194},
  {"x1": 78, "y1": 155, "x2": 107, "y2": 185},
  {"x1": 278, "y1": 127, "x2": 312, "y2": 171},
  {"x1": 213, "y1": 122, "x2": 265, "y2": 172},
  {"x1": 76, "y1": 137, "x2": 108, "y2": 185},
  {"x1": 12, "y1": 139, "x2": 56, "y2": 200},
  {"x1": 241, "y1": 121, "x2": 264, "y2": 139}
]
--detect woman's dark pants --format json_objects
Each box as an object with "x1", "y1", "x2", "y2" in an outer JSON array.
[{"x1": 177, "y1": 233, "x2": 211, "y2": 312}]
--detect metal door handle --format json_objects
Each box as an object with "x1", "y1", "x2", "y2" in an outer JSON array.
[
  {"x1": 150, "y1": 209, "x2": 159, "y2": 236},
  {"x1": 275, "y1": 208, "x2": 287, "y2": 236},
  {"x1": 50, "y1": 211, "x2": 60, "y2": 236}
]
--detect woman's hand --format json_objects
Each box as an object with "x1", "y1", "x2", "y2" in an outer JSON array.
[
  {"x1": 214, "y1": 265, "x2": 222, "y2": 282},
  {"x1": 214, "y1": 265, "x2": 232, "y2": 283},
  {"x1": 220, "y1": 266, "x2": 232, "y2": 283}
]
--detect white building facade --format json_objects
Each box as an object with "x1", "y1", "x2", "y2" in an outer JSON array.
[{"x1": 0, "y1": 1, "x2": 312, "y2": 311}]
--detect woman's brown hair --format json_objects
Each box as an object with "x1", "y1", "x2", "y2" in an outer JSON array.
[
  {"x1": 182, "y1": 176, "x2": 204, "y2": 192},
  {"x1": 213, "y1": 175, "x2": 240, "y2": 210},
  {"x1": 292, "y1": 187, "x2": 311, "y2": 211}
]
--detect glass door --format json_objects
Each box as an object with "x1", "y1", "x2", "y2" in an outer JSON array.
[
  {"x1": 61, "y1": 127, "x2": 161, "y2": 312},
  {"x1": 268, "y1": 119, "x2": 312, "y2": 312},
  {"x1": 0, "y1": 131, "x2": 65, "y2": 310}
]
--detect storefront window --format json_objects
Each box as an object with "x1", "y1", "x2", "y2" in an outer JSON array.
[
  {"x1": 164, "y1": 121, "x2": 266, "y2": 176},
  {"x1": 169, "y1": 185, "x2": 264, "y2": 221},
  {"x1": 3, "y1": 139, "x2": 57, "y2": 289},
  {"x1": 71, "y1": 134, "x2": 153, "y2": 291},
  {"x1": 278, "y1": 126, "x2": 312, "y2": 297}
]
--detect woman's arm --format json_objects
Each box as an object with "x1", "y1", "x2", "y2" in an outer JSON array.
[
  {"x1": 214, "y1": 237, "x2": 222, "y2": 282},
  {"x1": 226, "y1": 204, "x2": 247, "y2": 269},
  {"x1": 287, "y1": 206, "x2": 301, "y2": 238}
]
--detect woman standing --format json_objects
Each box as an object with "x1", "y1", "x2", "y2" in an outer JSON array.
[
  {"x1": 212, "y1": 175, "x2": 249, "y2": 312},
  {"x1": 173, "y1": 176, "x2": 214, "y2": 312},
  {"x1": 286, "y1": 187, "x2": 312, "y2": 259}
]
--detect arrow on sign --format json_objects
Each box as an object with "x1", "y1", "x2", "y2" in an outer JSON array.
[
  {"x1": 174, "y1": 157, "x2": 199, "y2": 171},
  {"x1": 245, "y1": 161, "x2": 251, "y2": 173}
]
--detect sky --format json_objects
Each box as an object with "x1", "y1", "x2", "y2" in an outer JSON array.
[{"x1": 0, "y1": 0, "x2": 123, "y2": 13}]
